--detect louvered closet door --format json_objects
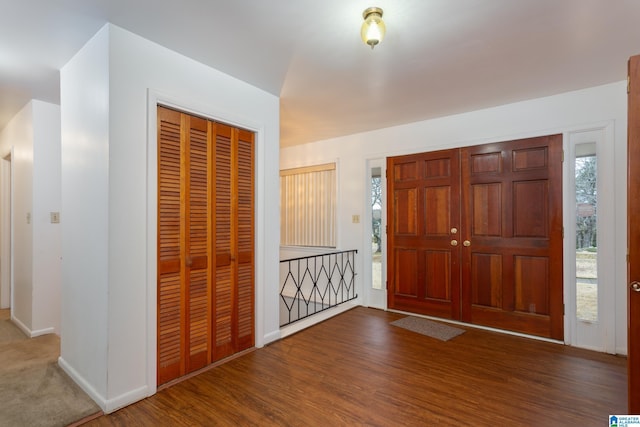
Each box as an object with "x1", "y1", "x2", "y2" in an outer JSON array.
[
  {"x1": 157, "y1": 107, "x2": 184, "y2": 384},
  {"x1": 212, "y1": 124, "x2": 255, "y2": 361},
  {"x1": 157, "y1": 107, "x2": 213, "y2": 384},
  {"x1": 157, "y1": 106, "x2": 254, "y2": 385}
]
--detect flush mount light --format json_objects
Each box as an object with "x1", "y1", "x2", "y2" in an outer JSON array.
[{"x1": 361, "y1": 7, "x2": 386, "y2": 49}]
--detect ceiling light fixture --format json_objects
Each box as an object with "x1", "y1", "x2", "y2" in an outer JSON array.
[{"x1": 361, "y1": 7, "x2": 386, "y2": 49}]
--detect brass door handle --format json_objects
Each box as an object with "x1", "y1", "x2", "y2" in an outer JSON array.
[
  {"x1": 463, "y1": 240, "x2": 471, "y2": 247},
  {"x1": 451, "y1": 240, "x2": 458, "y2": 246},
  {"x1": 631, "y1": 281, "x2": 640, "y2": 292}
]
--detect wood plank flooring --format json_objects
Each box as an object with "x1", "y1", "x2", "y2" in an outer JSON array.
[{"x1": 85, "y1": 307, "x2": 626, "y2": 426}]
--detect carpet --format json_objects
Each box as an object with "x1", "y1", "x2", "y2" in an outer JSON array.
[
  {"x1": 0, "y1": 319, "x2": 101, "y2": 427},
  {"x1": 390, "y1": 316, "x2": 465, "y2": 341}
]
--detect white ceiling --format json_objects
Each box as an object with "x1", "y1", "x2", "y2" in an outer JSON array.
[{"x1": 1, "y1": 0, "x2": 640, "y2": 147}]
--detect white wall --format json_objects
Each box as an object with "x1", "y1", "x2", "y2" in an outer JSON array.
[
  {"x1": 0, "y1": 100, "x2": 61, "y2": 336},
  {"x1": 60, "y1": 27, "x2": 110, "y2": 405},
  {"x1": 32, "y1": 100, "x2": 61, "y2": 335},
  {"x1": 61, "y1": 24, "x2": 280, "y2": 413},
  {"x1": 280, "y1": 81, "x2": 628, "y2": 354}
]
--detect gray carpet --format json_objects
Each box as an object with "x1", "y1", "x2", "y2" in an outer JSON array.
[
  {"x1": 0, "y1": 319, "x2": 101, "y2": 427},
  {"x1": 391, "y1": 316, "x2": 465, "y2": 341}
]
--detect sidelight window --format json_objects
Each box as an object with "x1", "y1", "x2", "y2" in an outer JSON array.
[{"x1": 575, "y1": 144, "x2": 598, "y2": 322}]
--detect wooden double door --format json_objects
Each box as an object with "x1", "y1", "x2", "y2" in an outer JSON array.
[
  {"x1": 157, "y1": 106, "x2": 255, "y2": 385},
  {"x1": 387, "y1": 135, "x2": 563, "y2": 339}
]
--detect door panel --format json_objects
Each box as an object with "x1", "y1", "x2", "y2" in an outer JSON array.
[
  {"x1": 157, "y1": 107, "x2": 185, "y2": 384},
  {"x1": 461, "y1": 135, "x2": 563, "y2": 340},
  {"x1": 628, "y1": 54, "x2": 640, "y2": 413},
  {"x1": 186, "y1": 115, "x2": 211, "y2": 372},
  {"x1": 387, "y1": 149, "x2": 461, "y2": 319},
  {"x1": 213, "y1": 123, "x2": 234, "y2": 361},
  {"x1": 236, "y1": 130, "x2": 255, "y2": 351}
]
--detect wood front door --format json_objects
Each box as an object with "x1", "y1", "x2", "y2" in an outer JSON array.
[
  {"x1": 628, "y1": 53, "x2": 640, "y2": 413},
  {"x1": 157, "y1": 106, "x2": 254, "y2": 386},
  {"x1": 460, "y1": 136, "x2": 563, "y2": 339},
  {"x1": 388, "y1": 135, "x2": 563, "y2": 339},
  {"x1": 387, "y1": 149, "x2": 461, "y2": 320}
]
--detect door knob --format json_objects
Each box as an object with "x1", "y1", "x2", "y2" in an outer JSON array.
[
  {"x1": 451, "y1": 240, "x2": 458, "y2": 246},
  {"x1": 463, "y1": 240, "x2": 471, "y2": 247},
  {"x1": 631, "y1": 281, "x2": 640, "y2": 292},
  {"x1": 451, "y1": 227, "x2": 458, "y2": 234}
]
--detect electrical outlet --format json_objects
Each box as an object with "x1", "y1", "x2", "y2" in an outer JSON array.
[
  {"x1": 352, "y1": 215, "x2": 360, "y2": 224},
  {"x1": 50, "y1": 212, "x2": 60, "y2": 224}
]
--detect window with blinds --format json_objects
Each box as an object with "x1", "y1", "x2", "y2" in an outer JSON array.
[{"x1": 280, "y1": 163, "x2": 336, "y2": 247}]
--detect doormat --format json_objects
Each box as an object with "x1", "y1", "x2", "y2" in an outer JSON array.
[{"x1": 390, "y1": 316, "x2": 465, "y2": 341}]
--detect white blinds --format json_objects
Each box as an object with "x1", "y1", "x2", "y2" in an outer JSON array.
[{"x1": 280, "y1": 163, "x2": 336, "y2": 247}]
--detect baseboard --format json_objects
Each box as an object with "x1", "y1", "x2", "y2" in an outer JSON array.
[
  {"x1": 31, "y1": 326, "x2": 55, "y2": 337},
  {"x1": 58, "y1": 357, "x2": 107, "y2": 412},
  {"x1": 10, "y1": 315, "x2": 55, "y2": 338},
  {"x1": 279, "y1": 302, "x2": 357, "y2": 339},
  {"x1": 104, "y1": 385, "x2": 149, "y2": 414},
  {"x1": 10, "y1": 315, "x2": 31, "y2": 337},
  {"x1": 263, "y1": 329, "x2": 281, "y2": 345}
]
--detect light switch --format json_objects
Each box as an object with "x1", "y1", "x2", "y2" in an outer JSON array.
[
  {"x1": 352, "y1": 214, "x2": 360, "y2": 224},
  {"x1": 26, "y1": 212, "x2": 31, "y2": 224},
  {"x1": 50, "y1": 212, "x2": 60, "y2": 224}
]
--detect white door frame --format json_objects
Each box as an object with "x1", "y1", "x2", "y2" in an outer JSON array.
[
  {"x1": 563, "y1": 125, "x2": 615, "y2": 353},
  {"x1": 0, "y1": 151, "x2": 12, "y2": 311},
  {"x1": 363, "y1": 158, "x2": 387, "y2": 310}
]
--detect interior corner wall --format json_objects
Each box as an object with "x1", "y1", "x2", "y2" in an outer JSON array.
[
  {"x1": 60, "y1": 25, "x2": 110, "y2": 405},
  {"x1": 280, "y1": 80, "x2": 628, "y2": 354},
  {"x1": 60, "y1": 23, "x2": 280, "y2": 412},
  {"x1": 31, "y1": 100, "x2": 61, "y2": 335},
  {"x1": 0, "y1": 102, "x2": 34, "y2": 331}
]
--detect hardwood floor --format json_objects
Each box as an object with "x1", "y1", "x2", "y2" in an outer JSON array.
[{"x1": 85, "y1": 307, "x2": 626, "y2": 426}]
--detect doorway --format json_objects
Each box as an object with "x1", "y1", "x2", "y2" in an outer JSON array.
[
  {"x1": 387, "y1": 135, "x2": 563, "y2": 340},
  {"x1": 0, "y1": 152, "x2": 12, "y2": 312}
]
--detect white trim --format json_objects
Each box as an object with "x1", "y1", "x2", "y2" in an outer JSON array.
[
  {"x1": 59, "y1": 357, "x2": 148, "y2": 415},
  {"x1": 30, "y1": 326, "x2": 55, "y2": 337},
  {"x1": 146, "y1": 88, "x2": 267, "y2": 397},
  {"x1": 59, "y1": 356, "x2": 106, "y2": 412},
  {"x1": 363, "y1": 158, "x2": 387, "y2": 310},
  {"x1": 10, "y1": 315, "x2": 30, "y2": 336},
  {"x1": 10, "y1": 314, "x2": 55, "y2": 338},
  {"x1": 263, "y1": 329, "x2": 281, "y2": 345},
  {"x1": 0, "y1": 152, "x2": 12, "y2": 310},
  {"x1": 563, "y1": 123, "x2": 616, "y2": 353},
  {"x1": 104, "y1": 385, "x2": 149, "y2": 414},
  {"x1": 280, "y1": 303, "x2": 358, "y2": 339}
]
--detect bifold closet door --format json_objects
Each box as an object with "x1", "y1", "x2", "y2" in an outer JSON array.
[
  {"x1": 157, "y1": 106, "x2": 254, "y2": 385},
  {"x1": 212, "y1": 123, "x2": 255, "y2": 361},
  {"x1": 157, "y1": 107, "x2": 212, "y2": 384}
]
